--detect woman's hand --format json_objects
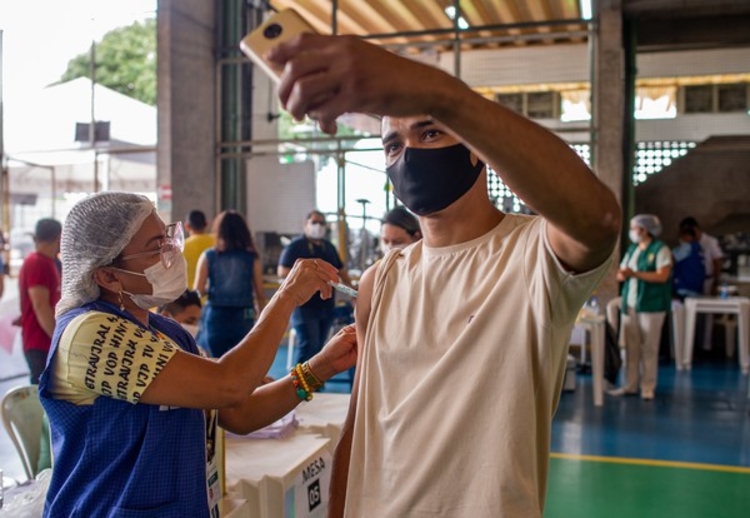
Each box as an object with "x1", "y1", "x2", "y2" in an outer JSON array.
[
  {"x1": 279, "y1": 259, "x2": 339, "y2": 306},
  {"x1": 308, "y1": 325, "x2": 357, "y2": 381}
]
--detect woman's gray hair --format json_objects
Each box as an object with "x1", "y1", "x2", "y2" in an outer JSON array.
[
  {"x1": 56, "y1": 192, "x2": 155, "y2": 317},
  {"x1": 631, "y1": 214, "x2": 662, "y2": 238}
]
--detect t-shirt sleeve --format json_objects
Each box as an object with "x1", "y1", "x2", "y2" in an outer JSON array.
[
  {"x1": 656, "y1": 245, "x2": 672, "y2": 268},
  {"x1": 49, "y1": 312, "x2": 178, "y2": 405},
  {"x1": 619, "y1": 252, "x2": 629, "y2": 269},
  {"x1": 525, "y1": 218, "x2": 613, "y2": 327},
  {"x1": 25, "y1": 256, "x2": 56, "y2": 291},
  {"x1": 279, "y1": 241, "x2": 300, "y2": 268}
]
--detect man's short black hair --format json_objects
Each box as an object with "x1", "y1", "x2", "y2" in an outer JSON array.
[
  {"x1": 383, "y1": 207, "x2": 421, "y2": 236},
  {"x1": 34, "y1": 218, "x2": 62, "y2": 243},
  {"x1": 158, "y1": 289, "x2": 202, "y2": 315},
  {"x1": 306, "y1": 210, "x2": 326, "y2": 222},
  {"x1": 679, "y1": 216, "x2": 700, "y2": 229},
  {"x1": 187, "y1": 210, "x2": 208, "y2": 231}
]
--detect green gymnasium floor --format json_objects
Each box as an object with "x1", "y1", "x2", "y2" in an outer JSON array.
[{"x1": 545, "y1": 454, "x2": 750, "y2": 518}]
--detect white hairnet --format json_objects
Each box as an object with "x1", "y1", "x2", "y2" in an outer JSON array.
[
  {"x1": 631, "y1": 214, "x2": 662, "y2": 237},
  {"x1": 56, "y1": 192, "x2": 155, "y2": 317}
]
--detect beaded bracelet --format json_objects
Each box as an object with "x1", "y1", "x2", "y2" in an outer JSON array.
[
  {"x1": 297, "y1": 364, "x2": 314, "y2": 393},
  {"x1": 290, "y1": 366, "x2": 312, "y2": 401}
]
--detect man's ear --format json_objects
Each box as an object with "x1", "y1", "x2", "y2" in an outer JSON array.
[{"x1": 93, "y1": 267, "x2": 122, "y2": 294}]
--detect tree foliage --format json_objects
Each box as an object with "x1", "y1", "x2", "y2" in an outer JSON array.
[{"x1": 60, "y1": 18, "x2": 156, "y2": 106}]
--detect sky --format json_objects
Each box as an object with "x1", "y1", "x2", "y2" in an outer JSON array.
[
  {"x1": 0, "y1": 0, "x2": 156, "y2": 106},
  {"x1": 0, "y1": 0, "x2": 390, "y2": 234}
]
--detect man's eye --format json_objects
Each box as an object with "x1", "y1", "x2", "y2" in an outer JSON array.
[{"x1": 386, "y1": 143, "x2": 401, "y2": 154}]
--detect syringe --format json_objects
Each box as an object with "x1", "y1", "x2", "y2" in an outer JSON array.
[{"x1": 328, "y1": 281, "x2": 358, "y2": 298}]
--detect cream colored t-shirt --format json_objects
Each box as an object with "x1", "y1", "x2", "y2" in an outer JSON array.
[
  {"x1": 48, "y1": 312, "x2": 178, "y2": 405},
  {"x1": 345, "y1": 215, "x2": 611, "y2": 517}
]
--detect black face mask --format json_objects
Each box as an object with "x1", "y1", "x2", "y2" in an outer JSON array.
[{"x1": 386, "y1": 143, "x2": 485, "y2": 216}]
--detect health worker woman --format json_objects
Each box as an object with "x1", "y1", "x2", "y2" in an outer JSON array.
[{"x1": 38, "y1": 192, "x2": 357, "y2": 517}]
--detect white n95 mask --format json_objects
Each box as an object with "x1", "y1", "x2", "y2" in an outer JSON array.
[
  {"x1": 306, "y1": 225, "x2": 326, "y2": 240},
  {"x1": 181, "y1": 323, "x2": 200, "y2": 338},
  {"x1": 121, "y1": 255, "x2": 188, "y2": 310}
]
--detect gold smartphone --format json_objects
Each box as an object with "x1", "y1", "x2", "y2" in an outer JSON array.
[{"x1": 240, "y1": 9, "x2": 318, "y2": 83}]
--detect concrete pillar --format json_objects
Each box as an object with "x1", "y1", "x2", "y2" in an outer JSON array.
[
  {"x1": 593, "y1": 0, "x2": 627, "y2": 304},
  {"x1": 157, "y1": 0, "x2": 216, "y2": 224}
]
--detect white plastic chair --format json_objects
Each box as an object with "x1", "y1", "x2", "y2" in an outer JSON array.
[{"x1": 1, "y1": 385, "x2": 45, "y2": 480}]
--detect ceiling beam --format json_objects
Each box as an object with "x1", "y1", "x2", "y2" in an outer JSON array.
[
  {"x1": 624, "y1": 0, "x2": 750, "y2": 18},
  {"x1": 636, "y1": 14, "x2": 750, "y2": 51}
]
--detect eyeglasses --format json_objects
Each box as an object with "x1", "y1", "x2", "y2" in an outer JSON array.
[
  {"x1": 309, "y1": 220, "x2": 326, "y2": 226},
  {"x1": 117, "y1": 222, "x2": 185, "y2": 269}
]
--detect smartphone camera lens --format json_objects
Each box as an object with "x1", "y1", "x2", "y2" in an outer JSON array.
[{"x1": 263, "y1": 23, "x2": 283, "y2": 39}]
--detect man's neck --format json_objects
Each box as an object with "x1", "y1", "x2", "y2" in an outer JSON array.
[
  {"x1": 420, "y1": 200, "x2": 504, "y2": 248},
  {"x1": 36, "y1": 244, "x2": 57, "y2": 259}
]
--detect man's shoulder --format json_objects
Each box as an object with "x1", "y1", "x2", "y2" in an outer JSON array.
[
  {"x1": 701, "y1": 233, "x2": 720, "y2": 246},
  {"x1": 285, "y1": 236, "x2": 308, "y2": 250},
  {"x1": 700, "y1": 233, "x2": 723, "y2": 255},
  {"x1": 20, "y1": 252, "x2": 56, "y2": 276},
  {"x1": 322, "y1": 239, "x2": 340, "y2": 253},
  {"x1": 185, "y1": 234, "x2": 215, "y2": 249},
  {"x1": 21, "y1": 251, "x2": 42, "y2": 266}
]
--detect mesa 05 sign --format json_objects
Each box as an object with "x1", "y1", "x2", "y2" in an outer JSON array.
[{"x1": 294, "y1": 450, "x2": 332, "y2": 517}]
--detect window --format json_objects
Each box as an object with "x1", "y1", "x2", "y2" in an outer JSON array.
[
  {"x1": 495, "y1": 93, "x2": 523, "y2": 114},
  {"x1": 684, "y1": 85, "x2": 714, "y2": 113},
  {"x1": 526, "y1": 92, "x2": 558, "y2": 119},
  {"x1": 495, "y1": 91, "x2": 559, "y2": 119},
  {"x1": 717, "y1": 83, "x2": 747, "y2": 112}
]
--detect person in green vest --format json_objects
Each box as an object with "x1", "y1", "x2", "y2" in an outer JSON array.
[{"x1": 610, "y1": 214, "x2": 672, "y2": 400}]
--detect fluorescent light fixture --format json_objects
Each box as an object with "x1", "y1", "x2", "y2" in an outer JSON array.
[
  {"x1": 444, "y1": 6, "x2": 470, "y2": 30},
  {"x1": 579, "y1": 0, "x2": 593, "y2": 20}
]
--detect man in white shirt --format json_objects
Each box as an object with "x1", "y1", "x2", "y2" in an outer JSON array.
[
  {"x1": 680, "y1": 217, "x2": 724, "y2": 349},
  {"x1": 267, "y1": 35, "x2": 621, "y2": 517}
]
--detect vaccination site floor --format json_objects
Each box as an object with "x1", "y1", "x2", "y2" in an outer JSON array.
[{"x1": 2, "y1": 338, "x2": 748, "y2": 516}]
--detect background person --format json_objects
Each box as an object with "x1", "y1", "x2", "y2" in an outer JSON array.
[
  {"x1": 19, "y1": 218, "x2": 62, "y2": 384},
  {"x1": 195, "y1": 210, "x2": 267, "y2": 358},
  {"x1": 158, "y1": 288, "x2": 203, "y2": 336},
  {"x1": 278, "y1": 210, "x2": 353, "y2": 364},
  {"x1": 39, "y1": 191, "x2": 357, "y2": 517},
  {"x1": 610, "y1": 214, "x2": 672, "y2": 400},
  {"x1": 672, "y1": 225, "x2": 705, "y2": 300},
  {"x1": 379, "y1": 206, "x2": 421, "y2": 255},
  {"x1": 266, "y1": 34, "x2": 620, "y2": 517},
  {"x1": 183, "y1": 209, "x2": 215, "y2": 289},
  {"x1": 679, "y1": 216, "x2": 724, "y2": 351}
]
